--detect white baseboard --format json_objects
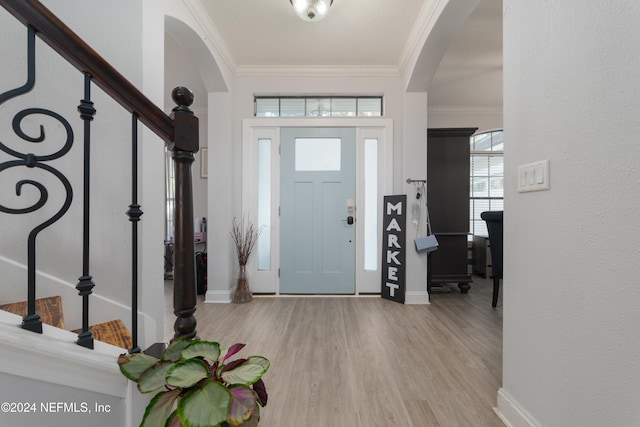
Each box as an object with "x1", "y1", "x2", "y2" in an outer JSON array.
[
  {"x1": 204, "y1": 289, "x2": 429, "y2": 304},
  {"x1": 495, "y1": 388, "x2": 541, "y2": 427},
  {"x1": 204, "y1": 289, "x2": 232, "y2": 303},
  {"x1": 404, "y1": 291, "x2": 430, "y2": 304}
]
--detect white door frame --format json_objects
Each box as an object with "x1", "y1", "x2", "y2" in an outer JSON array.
[{"x1": 242, "y1": 118, "x2": 394, "y2": 295}]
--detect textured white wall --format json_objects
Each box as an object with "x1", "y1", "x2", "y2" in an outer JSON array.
[
  {"x1": 164, "y1": 33, "x2": 209, "y2": 231},
  {"x1": 203, "y1": 75, "x2": 429, "y2": 297},
  {"x1": 207, "y1": 91, "x2": 234, "y2": 295},
  {"x1": 404, "y1": 92, "x2": 429, "y2": 299},
  {"x1": 502, "y1": 1, "x2": 640, "y2": 426},
  {"x1": 0, "y1": 373, "x2": 128, "y2": 427},
  {"x1": 427, "y1": 107, "x2": 502, "y2": 133},
  {"x1": 0, "y1": 309, "x2": 150, "y2": 427},
  {"x1": 139, "y1": 0, "x2": 169, "y2": 344},
  {"x1": 0, "y1": 0, "x2": 166, "y2": 343}
]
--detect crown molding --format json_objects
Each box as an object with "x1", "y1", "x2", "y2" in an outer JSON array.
[
  {"x1": 181, "y1": 0, "x2": 464, "y2": 81},
  {"x1": 183, "y1": 0, "x2": 238, "y2": 75},
  {"x1": 234, "y1": 64, "x2": 401, "y2": 78},
  {"x1": 182, "y1": 0, "x2": 432, "y2": 79},
  {"x1": 398, "y1": 0, "x2": 444, "y2": 77}
]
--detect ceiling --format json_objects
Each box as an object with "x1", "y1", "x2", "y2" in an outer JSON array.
[
  {"x1": 428, "y1": 0, "x2": 502, "y2": 107},
  {"x1": 181, "y1": 0, "x2": 502, "y2": 107},
  {"x1": 198, "y1": 0, "x2": 425, "y2": 70}
]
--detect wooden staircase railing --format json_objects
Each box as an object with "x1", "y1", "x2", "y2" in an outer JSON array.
[{"x1": 0, "y1": 0, "x2": 199, "y2": 351}]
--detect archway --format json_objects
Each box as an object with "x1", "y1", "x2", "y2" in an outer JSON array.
[{"x1": 404, "y1": 0, "x2": 481, "y2": 92}]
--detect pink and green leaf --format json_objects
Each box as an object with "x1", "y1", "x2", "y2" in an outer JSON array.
[
  {"x1": 227, "y1": 385, "x2": 258, "y2": 425},
  {"x1": 221, "y1": 362, "x2": 267, "y2": 386},
  {"x1": 178, "y1": 379, "x2": 231, "y2": 427},
  {"x1": 181, "y1": 340, "x2": 221, "y2": 362},
  {"x1": 246, "y1": 356, "x2": 270, "y2": 372},
  {"x1": 163, "y1": 339, "x2": 192, "y2": 362},
  {"x1": 166, "y1": 410, "x2": 183, "y2": 427},
  {"x1": 139, "y1": 389, "x2": 179, "y2": 427},
  {"x1": 220, "y1": 358, "x2": 247, "y2": 374},
  {"x1": 252, "y1": 379, "x2": 268, "y2": 407},
  {"x1": 138, "y1": 361, "x2": 172, "y2": 393},
  {"x1": 221, "y1": 343, "x2": 246, "y2": 362},
  {"x1": 118, "y1": 353, "x2": 159, "y2": 381},
  {"x1": 166, "y1": 359, "x2": 210, "y2": 388}
]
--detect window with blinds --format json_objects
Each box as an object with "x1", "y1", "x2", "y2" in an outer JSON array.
[
  {"x1": 470, "y1": 130, "x2": 504, "y2": 238},
  {"x1": 255, "y1": 96, "x2": 383, "y2": 117}
]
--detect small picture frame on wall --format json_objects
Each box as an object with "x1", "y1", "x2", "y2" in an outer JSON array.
[{"x1": 201, "y1": 147, "x2": 208, "y2": 178}]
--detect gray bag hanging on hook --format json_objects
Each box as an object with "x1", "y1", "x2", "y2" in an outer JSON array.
[
  {"x1": 414, "y1": 183, "x2": 439, "y2": 254},
  {"x1": 415, "y1": 234, "x2": 439, "y2": 253}
]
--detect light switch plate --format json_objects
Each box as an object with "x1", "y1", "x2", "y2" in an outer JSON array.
[{"x1": 518, "y1": 159, "x2": 550, "y2": 193}]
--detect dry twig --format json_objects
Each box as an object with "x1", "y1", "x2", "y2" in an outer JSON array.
[
  {"x1": 230, "y1": 216, "x2": 262, "y2": 303},
  {"x1": 230, "y1": 216, "x2": 262, "y2": 266}
]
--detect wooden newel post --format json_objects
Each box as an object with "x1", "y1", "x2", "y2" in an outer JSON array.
[{"x1": 169, "y1": 86, "x2": 199, "y2": 339}]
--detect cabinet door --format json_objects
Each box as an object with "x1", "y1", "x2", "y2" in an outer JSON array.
[
  {"x1": 427, "y1": 128, "x2": 476, "y2": 233},
  {"x1": 427, "y1": 128, "x2": 477, "y2": 283}
]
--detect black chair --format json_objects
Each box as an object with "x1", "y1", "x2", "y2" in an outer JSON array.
[{"x1": 480, "y1": 211, "x2": 503, "y2": 307}]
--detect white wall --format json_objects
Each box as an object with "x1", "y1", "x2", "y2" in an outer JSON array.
[
  {"x1": 404, "y1": 93, "x2": 429, "y2": 300},
  {"x1": 427, "y1": 106, "x2": 502, "y2": 133},
  {"x1": 140, "y1": 0, "x2": 168, "y2": 343},
  {"x1": 201, "y1": 75, "x2": 431, "y2": 299},
  {"x1": 192, "y1": 112, "x2": 209, "y2": 228},
  {"x1": 164, "y1": 32, "x2": 209, "y2": 231},
  {"x1": 0, "y1": 0, "x2": 166, "y2": 344},
  {"x1": 0, "y1": 372, "x2": 128, "y2": 427},
  {"x1": 500, "y1": 1, "x2": 640, "y2": 426},
  {"x1": 0, "y1": 310, "x2": 149, "y2": 427},
  {"x1": 164, "y1": 33, "x2": 209, "y2": 114},
  {"x1": 232, "y1": 76, "x2": 405, "y2": 190},
  {"x1": 207, "y1": 91, "x2": 234, "y2": 296}
]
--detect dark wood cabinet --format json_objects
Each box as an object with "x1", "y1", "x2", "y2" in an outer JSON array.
[{"x1": 427, "y1": 128, "x2": 477, "y2": 294}]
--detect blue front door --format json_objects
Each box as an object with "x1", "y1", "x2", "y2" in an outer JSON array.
[{"x1": 280, "y1": 127, "x2": 356, "y2": 294}]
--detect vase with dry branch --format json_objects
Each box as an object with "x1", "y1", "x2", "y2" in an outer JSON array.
[{"x1": 231, "y1": 216, "x2": 262, "y2": 303}]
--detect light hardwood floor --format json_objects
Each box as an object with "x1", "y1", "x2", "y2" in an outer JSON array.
[{"x1": 164, "y1": 276, "x2": 503, "y2": 427}]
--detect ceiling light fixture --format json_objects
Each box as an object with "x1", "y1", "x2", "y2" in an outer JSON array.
[{"x1": 290, "y1": 0, "x2": 333, "y2": 22}]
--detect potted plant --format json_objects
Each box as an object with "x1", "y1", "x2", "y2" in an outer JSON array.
[
  {"x1": 118, "y1": 338, "x2": 269, "y2": 427},
  {"x1": 230, "y1": 216, "x2": 262, "y2": 303}
]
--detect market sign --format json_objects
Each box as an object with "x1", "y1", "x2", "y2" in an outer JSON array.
[{"x1": 381, "y1": 195, "x2": 406, "y2": 304}]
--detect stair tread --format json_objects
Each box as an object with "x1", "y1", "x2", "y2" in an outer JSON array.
[
  {"x1": 0, "y1": 296, "x2": 65, "y2": 328},
  {"x1": 72, "y1": 319, "x2": 132, "y2": 349},
  {"x1": 0, "y1": 297, "x2": 132, "y2": 349}
]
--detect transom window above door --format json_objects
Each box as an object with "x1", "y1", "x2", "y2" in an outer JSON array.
[{"x1": 254, "y1": 96, "x2": 383, "y2": 117}]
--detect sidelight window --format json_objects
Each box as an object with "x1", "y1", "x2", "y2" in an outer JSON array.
[{"x1": 257, "y1": 138, "x2": 272, "y2": 271}]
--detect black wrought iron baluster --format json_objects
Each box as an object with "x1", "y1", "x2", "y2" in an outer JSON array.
[
  {"x1": 0, "y1": 26, "x2": 35, "y2": 104},
  {"x1": 0, "y1": 26, "x2": 74, "y2": 334},
  {"x1": 4, "y1": 25, "x2": 40, "y2": 333},
  {"x1": 127, "y1": 113, "x2": 142, "y2": 354},
  {"x1": 76, "y1": 73, "x2": 96, "y2": 349}
]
